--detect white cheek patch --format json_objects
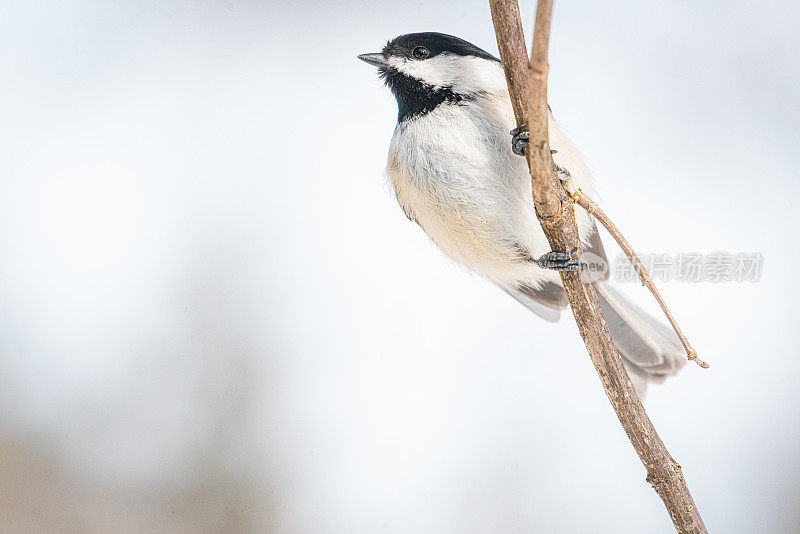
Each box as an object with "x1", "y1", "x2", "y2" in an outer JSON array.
[{"x1": 391, "y1": 54, "x2": 507, "y2": 95}]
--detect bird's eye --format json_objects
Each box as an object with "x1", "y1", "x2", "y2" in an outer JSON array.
[{"x1": 412, "y1": 46, "x2": 430, "y2": 60}]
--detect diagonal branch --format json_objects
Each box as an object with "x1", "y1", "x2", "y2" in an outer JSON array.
[{"x1": 488, "y1": 1, "x2": 708, "y2": 532}]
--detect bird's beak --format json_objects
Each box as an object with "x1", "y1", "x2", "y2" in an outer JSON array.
[{"x1": 357, "y1": 53, "x2": 388, "y2": 67}]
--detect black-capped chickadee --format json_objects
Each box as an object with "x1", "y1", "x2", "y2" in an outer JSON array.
[{"x1": 359, "y1": 32, "x2": 684, "y2": 395}]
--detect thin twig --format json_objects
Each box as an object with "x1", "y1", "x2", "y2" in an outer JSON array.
[
  {"x1": 488, "y1": 1, "x2": 708, "y2": 532},
  {"x1": 571, "y1": 189, "x2": 710, "y2": 369}
]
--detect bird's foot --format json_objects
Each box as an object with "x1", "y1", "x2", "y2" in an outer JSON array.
[
  {"x1": 535, "y1": 250, "x2": 580, "y2": 272},
  {"x1": 510, "y1": 124, "x2": 529, "y2": 156},
  {"x1": 510, "y1": 124, "x2": 560, "y2": 157}
]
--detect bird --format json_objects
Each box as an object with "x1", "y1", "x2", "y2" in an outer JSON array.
[{"x1": 358, "y1": 32, "x2": 684, "y2": 396}]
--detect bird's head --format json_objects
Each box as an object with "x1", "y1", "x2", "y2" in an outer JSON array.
[{"x1": 358, "y1": 32, "x2": 505, "y2": 121}]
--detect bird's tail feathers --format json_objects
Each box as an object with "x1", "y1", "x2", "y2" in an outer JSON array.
[{"x1": 593, "y1": 282, "x2": 686, "y2": 398}]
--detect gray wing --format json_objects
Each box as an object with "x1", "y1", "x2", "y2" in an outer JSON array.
[{"x1": 506, "y1": 281, "x2": 568, "y2": 322}]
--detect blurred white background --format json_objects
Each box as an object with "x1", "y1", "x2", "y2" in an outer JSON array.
[{"x1": 1, "y1": 1, "x2": 798, "y2": 532}]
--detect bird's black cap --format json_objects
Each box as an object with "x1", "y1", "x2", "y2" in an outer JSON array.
[{"x1": 381, "y1": 32, "x2": 499, "y2": 62}]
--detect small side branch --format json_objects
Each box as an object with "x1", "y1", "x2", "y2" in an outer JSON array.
[{"x1": 571, "y1": 189, "x2": 710, "y2": 369}]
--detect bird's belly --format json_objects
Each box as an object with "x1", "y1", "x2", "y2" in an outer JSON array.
[{"x1": 387, "y1": 159, "x2": 548, "y2": 287}]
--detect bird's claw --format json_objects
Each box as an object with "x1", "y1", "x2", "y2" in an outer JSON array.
[
  {"x1": 536, "y1": 250, "x2": 580, "y2": 272},
  {"x1": 510, "y1": 124, "x2": 529, "y2": 156},
  {"x1": 510, "y1": 124, "x2": 560, "y2": 157}
]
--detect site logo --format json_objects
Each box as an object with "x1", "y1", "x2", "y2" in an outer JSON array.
[{"x1": 579, "y1": 252, "x2": 609, "y2": 283}]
